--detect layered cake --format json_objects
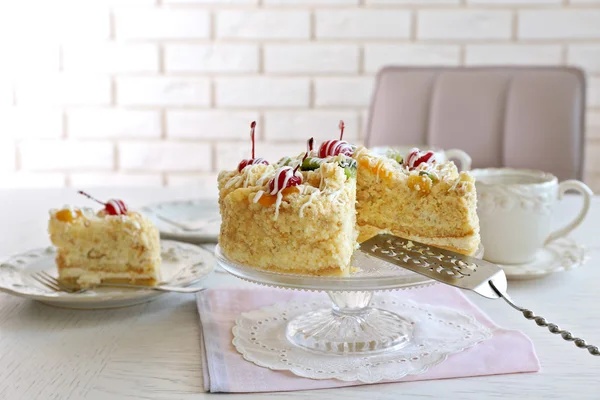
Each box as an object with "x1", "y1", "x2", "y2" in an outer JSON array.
[
  {"x1": 218, "y1": 122, "x2": 357, "y2": 275},
  {"x1": 218, "y1": 121, "x2": 480, "y2": 276},
  {"x1": 354, "y1": 147, "x2": 480, "y2": 255},
  {"x1": 48, "y1": 192, "x2": 161, "y2": 287}
]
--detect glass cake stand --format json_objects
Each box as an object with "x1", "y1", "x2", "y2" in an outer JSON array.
[{"x1": 215, "y1": 245, "x2": 484, "y2": 356}]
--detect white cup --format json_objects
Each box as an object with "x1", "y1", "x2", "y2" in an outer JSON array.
[
  {"x1": 471, "y1": 168, "x2": 593, "y2": 265},
  {"x1": 370, "y1": 146, "x2": 472, "y2": 171}
]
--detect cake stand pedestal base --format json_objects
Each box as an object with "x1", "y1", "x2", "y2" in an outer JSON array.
[{"x1": 285, "y1": 291, "x2": 413, "y2": 355}]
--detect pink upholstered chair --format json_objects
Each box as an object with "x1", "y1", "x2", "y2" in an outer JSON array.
[{"x1": 364, "y1": 66, "x2": 586, "y2": 181}]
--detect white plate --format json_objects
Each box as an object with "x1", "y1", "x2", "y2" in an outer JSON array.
[
  {"x1": 141, "y1": 199, "x2": 220, "y2": 243},
  {"x1": 0, "y1": 240, "x2": 215, "y2": 309},
  {"x1": 498, "y1": 237, "x2": 588, "y2": 280}
]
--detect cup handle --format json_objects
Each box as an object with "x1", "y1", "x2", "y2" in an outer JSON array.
[
  {"x1": 444, "y1": 149, "x2": 472, "y2": 171},
  {"x1": 544, "y1": 180, "x2": 593, "y2": 245}
]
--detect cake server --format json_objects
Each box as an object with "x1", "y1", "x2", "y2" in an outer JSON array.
[{"x1": 360, "y1": 234, "x2": 599, "y2": 357}]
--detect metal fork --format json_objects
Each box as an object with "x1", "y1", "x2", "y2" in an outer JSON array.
[
  {"x1": 30, "y1": 271, "x2": 207, "y2": 294},
  {"x1": 30, "y1": 271, "x2": 89, "y2": 294}
]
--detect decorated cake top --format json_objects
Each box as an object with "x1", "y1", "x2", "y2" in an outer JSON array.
[
  {"x1": 218, "y1": 124, "x2": 357, "y2": 220},
  {"x1": 218, "y1": 121, "x2": 475, "y2": 220},
  {"x1": 354, "y1": 146, "x2": 473, "y2": 196},
  {"x1": 49, "y1": 191, "x2": 144, "y2": 229}
]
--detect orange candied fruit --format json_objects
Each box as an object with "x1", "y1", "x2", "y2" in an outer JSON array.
[
  {"x1": 55, "y1": 209, "x2": 82, "y2": 223},
  {"x1": 407, "y1": 175, "x2": 432, "y2": 195},
  {"x1": 257, "y1": 186, "x2": 300, "y2": 207},
  {"x1": 359, "y1": 157, "x2": 393, "y2": 180}
]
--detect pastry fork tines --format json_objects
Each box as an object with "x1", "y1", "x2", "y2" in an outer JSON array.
[{"x1": 360, "y1": 234, "x2": 599, "y2": 357}]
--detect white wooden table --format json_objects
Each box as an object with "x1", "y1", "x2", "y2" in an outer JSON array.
[{"x1": 1, "y1": 188, "x2": 599, "y2": 400}]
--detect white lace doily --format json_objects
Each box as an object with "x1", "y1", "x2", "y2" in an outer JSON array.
[{"x1": 232, "y1": 295, "x2": 492, "y2": 383}]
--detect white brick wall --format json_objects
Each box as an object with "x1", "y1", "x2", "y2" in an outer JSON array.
[
  {"x1": 418, "y1": 10, "x2": 512, "y2": 40},
  {"x1": 568, "y1": 45, "x2": 600, "y2": 73},
  {"x1": 0, "y1": 6, "x2": 111, "y2": 42},
  {"x1": 365, "y1": 45, "x2": 460, "y2": 73},
  {"x1": 0, "y1": 140, "x2": 16, "y2": 171},
  {"x1": 216, "y1": 10, "x2": 310, "y2": 39},
  {"x1": 589, "y1": 77, "x2": 600, "y2": 108},
  {"x1": 166, "y1": 111, "x2": 260, "y2": 140},
  {"x1": 68, "y1": 109, "x2": 162, "y2": 139},
  {"x1": 118, "y1": 141, "x2": 212, "y2": 172},
  {"x1": 20, "y1": 140, "x2": 114, "y2": 171},
  {"x1": 115, "y1": 9, "x2": 210, "y2": 40},
  {"x1": 63, "y1": 43, "x2": 159, "y2": 74},
  {"x1": 16, "y1": 75, "x2": 111, "y2": 106},
  {"x1": 117, "y1": 77, "x2": 211, "y2": 106},
  {"x1": 315, "y1": 78, "x2": 374, "y2": 107},
  {"x1": 316, "y1": 10, "x2": 411, "y2": 39},
  {"x1": 1, "y1": 2, "x2": 599, "y2": 191},
  {"x1": 519, "y1": 10, "x2": 600, "y2": 39},
  {"x1": 0, "y1": 108, "x2": 63, "y2": 139},
  {"x1": 0, "y1": 80, "x2": 13, "y2": 106},
  {"x1": 70, "y1": 173, "x2": 164, "y2": 188},
  {"x1": 215, "y1": 78, "x2": 310, "y2": 107},
  {"x1": 264, "y1": 44, "x2": 359, "y2": 74},
  {"x1": 165, "y1": 44, "x2": 259, "y2": 73},
  {"x1": 0, "y1": 173, "x2": 66, "y2": 189},
  {"x1": 263, "y1": 111, "x2": 359, "y2": 142},
  {"x1": 465, "y1": 45, "x2": 562, "y2": 65}
]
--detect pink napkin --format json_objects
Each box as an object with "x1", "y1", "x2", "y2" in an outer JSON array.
[{"x1": 196, "y1": 285, "x2": 540, "y2": 393}]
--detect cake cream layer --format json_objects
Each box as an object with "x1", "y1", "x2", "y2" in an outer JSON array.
[
  {"x1": 58, "y1": 268, "x2": 158, "y2": 287},
  {"x1": 48, "y1": 210, "x2": 161, "y2": 287},
  {"x1": 218, "y1": 161, "x2": 357, "y2": 275},
  {"x1": 354, "y1": 148, "x2": 480, "y2": 256}
]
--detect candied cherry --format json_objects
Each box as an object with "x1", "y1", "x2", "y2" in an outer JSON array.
[
  {"x1": 238, "y1": 121, "x2": 269, "y2": 172},
  {"x1": 268, "y1": 139, "x2": 311, "y2": 195},
  {"x1": 405, "y1": 148, "x2": 436, "y2": 170},
  {"x1": 78, "y1": 191, "x2": 128, "y2": 216},
  {"x1": 318, "y1": 120, "x2": 353, "y2": 158}
]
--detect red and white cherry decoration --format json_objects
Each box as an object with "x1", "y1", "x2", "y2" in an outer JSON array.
[
  {"x1": 238, "y1": 121, "x2": 269, "y2": 172},
  {"x1": 78, "y1": 191, "x2": 128, "y2": 216},
  {"x1": 318, "y1": 120, "x2": 353, "y2": 158},
  {"x1": 405, "y1": 148, "x2": 436, "y2": 170},
  {"x1": 268, "y1": 138, "x2": 312, "y2": 195}
]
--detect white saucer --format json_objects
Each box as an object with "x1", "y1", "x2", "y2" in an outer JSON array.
[
  {"x1": 496, "y1": 237, "x2": 588, "y2": 280},
  {"x1": 0, "y1": 240, "x2": 215, "y2": 309},
  {"x1": 141, "y1": 199, "x2": 220, "y2": 243}
]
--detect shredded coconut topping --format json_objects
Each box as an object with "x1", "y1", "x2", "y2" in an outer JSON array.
[{"x1": 252, "y1": 190, "x2": 265, "y2": 204}]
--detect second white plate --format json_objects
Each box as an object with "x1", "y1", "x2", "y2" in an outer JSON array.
[
  {"x1": 141, "y1": 199, "x2": 220, "y2": 243},
  {"x1": 499, "y1": 237, "x2": 587, "y2": 280}
]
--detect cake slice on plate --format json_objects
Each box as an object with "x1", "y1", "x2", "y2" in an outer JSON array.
[
  {"x1": 218, "y1": 122, "x2": 357, "y2": 276},
  {"x1": 48, "y1": 192, "x2": 161, "y2": 287},
  {"x1": 354, "y1": 147, "x2": 480, "y2": 255}
]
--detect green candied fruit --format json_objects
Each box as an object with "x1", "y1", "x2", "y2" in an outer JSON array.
[
  {"x1": 386, "y1": 149, "x2": 404, "y2": 165},
  {"x1": 301, "y1": 157, "x2": 322, "y2": 171},
  {"x1": 339, "y1": 157, "x2": 357, "y2": 179},
  {"x1": 419, "y1": 171, "x2": 439, "y2": 183},
  {"x1": 277, "y1": 156, "x2": 293, "y2": 167},
  {"x1": 301, "y1": 155, "x2": 356, "y2": 179},
  {"x1": 344, "y1": 166, "x2": 357, "y2": 179}
]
